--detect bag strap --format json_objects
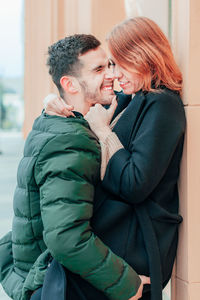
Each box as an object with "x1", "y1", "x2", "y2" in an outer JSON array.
[{"x1": 41, "y1": 259, "x2": 67, "y2": 300}]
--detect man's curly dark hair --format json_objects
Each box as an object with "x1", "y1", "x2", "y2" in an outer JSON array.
[{"x1": 47, "y1": 34, "x2": 101, "y2": 97}]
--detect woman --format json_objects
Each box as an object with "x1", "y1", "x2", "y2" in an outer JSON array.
[{"x1": 45, "y1": 17, "x2": 186, "y2": 300}]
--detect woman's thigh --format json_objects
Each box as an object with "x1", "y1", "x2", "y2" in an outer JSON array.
[{"x1": 141, "y1": 291, "x2": 151, "y2": 300}]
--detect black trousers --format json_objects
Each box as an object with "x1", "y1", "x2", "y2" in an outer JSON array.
[{"x1": 141, "y1": 291, "x2": 151, "y2": 300}]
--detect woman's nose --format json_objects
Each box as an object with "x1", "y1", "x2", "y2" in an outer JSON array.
[
  {"x1": 105, "y1": 66, "x2": 115, "y2": 80},
  {"x1": 113, "y1": 65, "x2": 122, "y2": 79}
]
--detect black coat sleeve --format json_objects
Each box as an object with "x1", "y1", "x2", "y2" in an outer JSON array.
[{"x1": 102, "y1": 93, "x2": 186, "y2": 204}]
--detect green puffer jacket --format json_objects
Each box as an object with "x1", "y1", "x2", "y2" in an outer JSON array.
[{"x1": 0, "y1": 112, "x2": 141, "y2": 300}]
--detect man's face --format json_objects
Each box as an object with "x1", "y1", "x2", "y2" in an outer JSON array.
[{"x1": 77, "y1": 47, "x2": 115, "y2": 106}]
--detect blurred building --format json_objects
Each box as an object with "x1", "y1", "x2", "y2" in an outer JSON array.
[
  {"x1": 0, "y1": 76, "x2": 24, "y2": 131},
  {"x1": 2, "y1": 93, "x2": 23, "y2": 130},
  {"x1": 23, "y1": 1, "x2": 200, "y2": 299}
]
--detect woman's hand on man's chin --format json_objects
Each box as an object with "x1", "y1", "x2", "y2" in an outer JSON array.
[{"x1": 84, "y1": 96, "x2": 117, "y2": 140}]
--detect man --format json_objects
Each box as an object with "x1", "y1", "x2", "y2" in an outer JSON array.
[{"x1": 0, "y1": 34, "x2": 149, "y2": 300}]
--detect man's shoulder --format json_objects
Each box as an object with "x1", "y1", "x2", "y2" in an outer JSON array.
[
  {"x1": 24, "y1": 113, "x2": 99, "y2": 158},
  {"x1": 32, "y1": 112, "x2": 89, "y2": 135}
]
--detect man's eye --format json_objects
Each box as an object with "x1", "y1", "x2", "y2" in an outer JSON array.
[{"x1": 95, "y1": 67, "x2": 104, "y2": 73}]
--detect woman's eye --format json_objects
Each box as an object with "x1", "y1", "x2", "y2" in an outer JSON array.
[{"x1": 108, "y1": 60, "x2": 115, "y2": 69}]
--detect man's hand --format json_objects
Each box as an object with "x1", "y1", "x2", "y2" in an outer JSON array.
[
  {"x1": 128, "y1": 275, "x2": 151, "y2": 300},
  {"x1": 84, "y1": 96, "x2": 118, "y2": 140},
  {"x1": 43, "y1": 94, "x2": 75, "y2": 117}
]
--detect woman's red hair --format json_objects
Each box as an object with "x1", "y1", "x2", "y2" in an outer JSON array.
[{"x1": 107, "y1": 17, "x2": 182, "y2": 94}]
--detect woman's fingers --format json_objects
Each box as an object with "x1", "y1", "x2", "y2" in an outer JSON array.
[
  {"x1": 43, "y1": 94, "x2": 75, "y2": 117},
  {"x1": 59, "y1": 98, "x2": 75, "y2": 117},
  {"x1": 139, "y1": 275, "x2": 151, "y2": 285},
  {"x1": 107, "y1": 96, "x2": 118, "y2": 119}
]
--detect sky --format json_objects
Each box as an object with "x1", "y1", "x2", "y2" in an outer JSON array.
[{"x1": 0, "y1": 0, "x2": 23, "y2": 78}]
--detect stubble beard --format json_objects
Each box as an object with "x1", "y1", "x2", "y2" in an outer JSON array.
[{"x1": 79, "y1": 80, "x2": 111, "y2": 105}]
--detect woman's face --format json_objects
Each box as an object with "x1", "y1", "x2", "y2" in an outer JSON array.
[{"x1": 110, "y1": 56, "x2": 143, "y2": 95}]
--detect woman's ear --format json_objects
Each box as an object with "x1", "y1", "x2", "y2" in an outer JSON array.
[{"x1": 60, "y1": 76, "x2": 79, "y2": 94}]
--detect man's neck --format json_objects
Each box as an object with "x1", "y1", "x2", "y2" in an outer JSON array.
[{"x1": 63, "y1": 94, "x2": 90, "y2": 116}]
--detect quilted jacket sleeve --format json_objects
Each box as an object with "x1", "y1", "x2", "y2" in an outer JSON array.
[
  {"x1": 34, "y1": 128, "x2": 141, "y2": 300},
  {"x1": 0, "y1": 232, "x2": 24, "y2": 300},
  {"x1": 102, "y1": 92, "x2": 186, "y2": 204}
]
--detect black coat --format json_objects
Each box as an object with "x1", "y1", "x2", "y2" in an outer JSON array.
[{"x1": 64, "y1": 88, "x2": 186, "y2": 300}]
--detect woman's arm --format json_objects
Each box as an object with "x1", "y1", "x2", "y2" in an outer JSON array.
[
  {"x1": 85, "y1": 97, "x2": 121, "y2": 179},
  {"x1": 86, "y1": 94, "x2": 186, "y2": 204}
]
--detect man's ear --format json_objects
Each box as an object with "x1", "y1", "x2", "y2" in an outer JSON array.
[{"x1": 60, "y1": 76, "x2": 79, "y2": 94}]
